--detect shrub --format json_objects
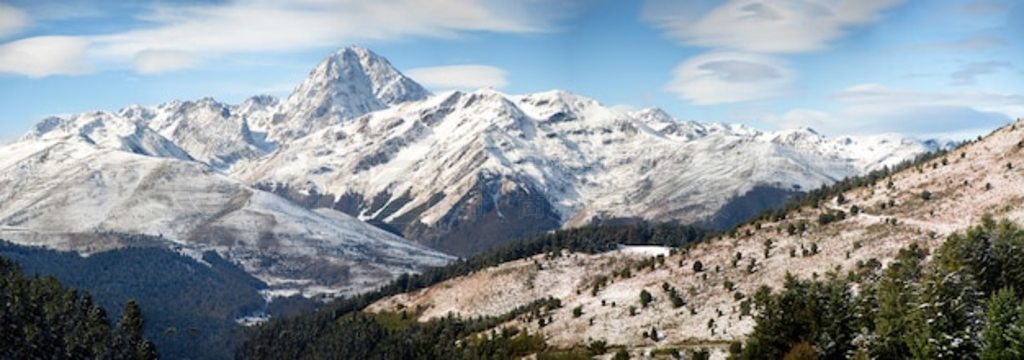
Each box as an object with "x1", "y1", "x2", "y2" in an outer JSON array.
[
  {"x1": 612, "y1": 349, "x2": 630, "y2": 360},
  {"x1": 639, "y1": 290, "x2": 653, "y2": 307}
]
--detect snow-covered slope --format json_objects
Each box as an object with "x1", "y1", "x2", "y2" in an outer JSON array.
[
  {"x1": 23, "y1": 112, "x2": 193, "y2": 161},
  {"x1": 119, "y1": 98, "x2": 276, "y2": 171},
  {"x1": 237, "y1": 87, "x2": 938, "y2": 255},
  {"x1": 0, "y1": 138, "x2": 452, "y2": 296}
]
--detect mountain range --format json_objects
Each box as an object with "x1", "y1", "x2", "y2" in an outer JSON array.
[{"x1": 0, "y1": 46, "x2": 944, "y2": 293}]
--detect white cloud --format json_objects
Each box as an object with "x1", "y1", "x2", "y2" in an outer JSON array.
[
  {"x1": 763, "y1": 84, "x2": 1024, "y2": 138},
  {"x1": 133, "y1": 49, "x2": 197, "y2": 74},
  {"x1": 0, "y1": 0, "x2": 568, "y2": 76},
  {"x1": 949, "y1": 61, "x2": 1011, "y2": 86},
  {"x1": 0, "y1": 3, "x2": 30, "y2": 38},
  {"x1": 833, "y1": 83, "x2": 1024, "y2": 116},
  {"x1": 0, "y1": 36, "x2": 90, "y2": 77},
  {"x1": 91, "y1": 0, "x2": 553, "y2": 61},
  {"x1": 405, "y1": 64, "x2": 508, "y2": 90},
  {"x1": 666, "y1": 52, "x2": 794, "y2": 104},
  {"x1": 643, "y1": 0, "x2": 903, "y2": 53}
]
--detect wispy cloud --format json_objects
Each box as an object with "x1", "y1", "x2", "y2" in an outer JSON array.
[
  {"x1": 764, "y1": 84, "x2": 1024, "y2": 138},
  {"x1": 918, "y1": 35, "x2": 1007, "y2": 51},
  {"x1": 643, "y1": 0, "x2": 904, "y2": 53},
  {"x1": 647, "y1": 0, "x2": 902, "y2": 106},
  {"x1": 959, "y1": 0, "x2": 1009, "y2": 15},
  {"x1": 0, "y1": 0, "x2": 570, "y2": 76},
  {"x1": 0, "y1": 3, "x2": 30, "y2": 38},
  {"x1": 405, "y1": 65, "x2": 508, "y2": 90},
  {"x1": 0, "y1": 36, "x2": 90, "y2": 77},
  {"x1": 949, "y1": 61, "x2": 1011, "y2": 86},
  {"x1": 132, "y1": 49, "x2": 197, "y2": 74},
  {"x1": 666, "y1": 52, "x2": 793, "y2": 104}
]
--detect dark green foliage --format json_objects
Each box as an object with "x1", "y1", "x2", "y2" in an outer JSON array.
[
  {"x1": 872, "y1": 243, "x2": 928, "y2": 359},
  {"x1": 784, "y1": 342, "x2": 818, "y2": 360},
  {"x1": 817, "y1": 211, "x2": 846, "y2": 225},
  {"x1": 920, "y1": 191, "x2": 932, "y2": 201},
  {"x1": 736, "y1": 274, "x2": 857, "y2": 360},
  {"x1": 572, "y1": 305, "x2": 583, "y2": 318},
  {"x1": 591, "y1": 275, "x2": 609, "y2": 296},
  {"x1": 662, "y1": 283, "x2": 685, "y2": 308},
  {"x1": 736, "y1": 220, "x2": 1024, "y2": 360},
  {"x1": 241, "y1": 298, "x2": 558, "y2": 359},
  {"x1": 0, "y1": 257, "x2": 156, "y2": 359},
  {"x1": 691, "y1": 348, "x2": 711, "y2": 360},
  {"x1": 115, "y1": 300, "x2": 158, "y2": 360},
  {"x1": 936, "y1": 216, "x2": 1024, "y2": 297},
  {"x1": 639, "y1": 289, "x2": 653, "y2": 308},
  {"x1": 905, "y1": 268, "x2": 982, "y2": 359},
  {"x1": 980, "y1": 288, "x2": 1021, "y2": 359},
  {"x1": 693, "y1": 260, "x2": 704, "y2": 273},
  {"x1": 612, "y1": 349, "x2": 630, "y2": 360},
  {"x1": 1, "y1": 240, "x2": 264, "y2": 359}
]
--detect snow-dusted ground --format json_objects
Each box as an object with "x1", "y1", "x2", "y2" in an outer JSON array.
[
  {"x1": 617, "y1": 245, "x2": 672, "y2": 257},
  {"x1": 368, "y1": 120, "x2": 1024, "y2": 354},
  {"x1": 0, "y1": 138, "x2": 453, "y2": 296}
]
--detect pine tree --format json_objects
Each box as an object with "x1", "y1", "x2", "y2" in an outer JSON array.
[
  {"x1": 906, "y1": 270, "x2": 982, "y2": 360},
  {"x1": 981, "y1": 287, "x2": 1019, "y2": 359},
  {"x1": 872, "y1": 244, "x2": 926, "y2": 359},
  {"x1": 115, "y1": 300, "x2": 157, "y2": 360}
]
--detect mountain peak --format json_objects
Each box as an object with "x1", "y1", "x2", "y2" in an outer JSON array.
[{"x1": 270, "y1": 46, "x2": 430, "y2": 140}]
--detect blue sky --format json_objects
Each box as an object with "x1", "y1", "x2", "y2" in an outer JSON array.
[{"x1": 0, "y1": 0, "x2": 1021, "y2": 141}]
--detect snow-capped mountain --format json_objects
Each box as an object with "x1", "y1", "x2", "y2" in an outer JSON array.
[
  {"x1": 267, "y1": 46, "x2": 430, "y2": 141},
  {"x1": 235, "y1": 85, "x2": 939, "y2": 255},
  {"x1": 2, "y1": 45, "x2": 941, "y2": 262},
  {"x1": 23, "y1": 111, "x2": 193, "y2": 161},
  {"x1": 0, "y1": 131, "x2": 451, "y2": 297}
]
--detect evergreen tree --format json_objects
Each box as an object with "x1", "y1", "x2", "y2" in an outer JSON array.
[
  {"x1": 981, "y1": 287, "x2": 1019, "y2": 360},
  {"x1": 905, "y1": 270, "x2": 982, "y2": 359},
  {"x1": 115, "y1": 300, "x2": 157, "y2": 360},
  {"x1": 0, "y1": 257, "x2": 155, "y2": 359},
  {"x1": 872, "y1": 243, "x2": 926, "y2": 359}
]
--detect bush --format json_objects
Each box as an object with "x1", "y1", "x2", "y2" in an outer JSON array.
[
  {"x1": 639, "y1": 290, "x2": 653, "y2": 308},
  {"x1": 612, "y1": 349, "x2": 630, "y2": 360},
  {"x1": 692, "y1": 260, "x2": 704, "y2": 273},
  {"x1": 784, "y1": 342, "x2": 819, "y2": 360},
  {"x1": 572, "y1": 305, "x2": 583, "y2": 318}
]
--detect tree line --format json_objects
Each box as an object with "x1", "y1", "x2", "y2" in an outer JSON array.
[
  {"x1": 239, "y1": 222, "x2": 708, "y2": 357},
  {"x1": 0, "y1": 256, "x2": 156, "y2": 359},
  {"x1": 733, "y1": 217, "x2": 1024, "y2": 359}
]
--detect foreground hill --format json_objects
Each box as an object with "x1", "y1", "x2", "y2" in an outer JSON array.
[{"x1": 352, "y1": 119, "x2": 1023, "y2": 356}]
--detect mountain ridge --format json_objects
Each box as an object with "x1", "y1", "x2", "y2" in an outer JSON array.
[{"x1": 7, "y1": 46, "x2": 947, "y2": 257}]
